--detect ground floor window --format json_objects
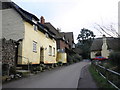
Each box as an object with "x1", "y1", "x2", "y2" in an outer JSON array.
[
  {"x1": 33, "y1": 41, "x2": 37, "y2": 53},
  {"x1": 49, "y1": 45, "x2": 52, "y2": 56}
]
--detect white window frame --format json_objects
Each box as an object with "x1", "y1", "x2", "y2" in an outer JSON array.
[{"x1": 33, "y1": 41, "x2": 37, "y2": 53}]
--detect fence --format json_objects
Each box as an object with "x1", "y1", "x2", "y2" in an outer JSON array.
[{"x1": 92, "y1": 62, "x2": 120, "y2": 90}]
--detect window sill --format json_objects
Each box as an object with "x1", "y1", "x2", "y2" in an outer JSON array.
[{"x1": 33, "y1": 51, "x2": 37, "y2": 53}]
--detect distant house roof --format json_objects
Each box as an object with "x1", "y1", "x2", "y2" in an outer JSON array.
[
  {"x1": 44, "y1": 23, "x2": 75, "y2": 48},
  {"x1": 64, "y1": 32, "x2": 74, "y2": 46},
  {"x1": 60, "y1": 32, "x2": 74, "y2": 47},
  {"x1": 91, "y1": 37, "x2": 120, "y2": 51},
  {"x1": 91, "y1": 38, "x2": 103, "y2": 51}
]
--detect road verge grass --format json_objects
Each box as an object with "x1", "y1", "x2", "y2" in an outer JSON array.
[{"x1": 89, "y1": 65, "x2": 116, "y2": 89}]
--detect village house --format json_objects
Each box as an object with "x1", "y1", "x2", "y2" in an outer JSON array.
[
  {"x1": 2, "y1": 2, "x2": 57, "y2": 65},
  {"x1": 40, "y1": 17, "x2": 75, "y2": 63},
  {"x1": 60, "y1": 32, "x2": 75, "y2": 49},
  {"x1": 91, "y1": 35, "x2": 120, "y2": 59},
  {"x1": 58, "y1": 32, "x2": 75, "y2": 63}
]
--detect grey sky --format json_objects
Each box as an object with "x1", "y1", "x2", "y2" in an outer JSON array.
[{"x1": 12, "y1": 0, "x2": 119, "y2": 43}]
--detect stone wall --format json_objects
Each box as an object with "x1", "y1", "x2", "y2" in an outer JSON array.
[{"x1": 0, "y1": 38, "x2": 17, "y2": 66}]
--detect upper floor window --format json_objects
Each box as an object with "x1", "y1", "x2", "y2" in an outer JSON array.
[{"x1": 33, "y1": 41, "x2": 37, "y2": 52}]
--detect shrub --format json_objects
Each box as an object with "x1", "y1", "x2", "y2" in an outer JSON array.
[
  {"x1": 109, "y1": 52, "x2": 120, "y2": 65},
  {"x1": 53, "y1": 63, "x2": 58, "y2": 67},
  {"x1": 74, "y1": 54, "x2": 82, "y2": 62},
  {"x1": 67, "y1": 53, "x2": 82, "y2": 64},
  {"x1": 40, "y1": 64, "x2": 46, "y2": 71},
  {"x1": 109, "y1": 52, "x2": 120, "y2": 72},
  {"x1": 36, "y1": 66, "x2": 42, "y2": 71},
  {"x1": 67, "y1": 54, "x2": 74, "y2": 64}
]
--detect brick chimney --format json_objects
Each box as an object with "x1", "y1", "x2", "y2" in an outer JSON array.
[
  {"x1": 103, "y1": 34, "x2": 107, "y2": 44},
  {"x1": 40, "y1": 16, "x2": 45, "y2": 24}
]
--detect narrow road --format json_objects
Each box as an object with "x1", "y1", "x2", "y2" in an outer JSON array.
[{"x1": 3, "y1": 61, "x2": 90, "y2": 88}]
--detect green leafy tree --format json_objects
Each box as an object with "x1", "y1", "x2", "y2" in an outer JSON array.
[
  {"x1": 77, "y1": 28, "x2": 95, "y2": 58},
  {"x1": 77, "y1": 28, "x2": 95, "y2": 44}
]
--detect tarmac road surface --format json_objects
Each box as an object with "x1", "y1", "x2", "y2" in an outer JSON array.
[{"x1": 3, "y1": 61, "x2": 91, "y2": 88}]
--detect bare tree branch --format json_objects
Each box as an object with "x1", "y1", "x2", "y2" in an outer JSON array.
[{"x1": 95, "y1": 23, "x2": 113, "y2": 37}]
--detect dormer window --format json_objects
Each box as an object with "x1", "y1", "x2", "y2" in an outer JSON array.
[
  {"x1": 63, "y1": 37, "x2": 65, "y2": 40},
  {"x1": 33, "y1": 24, "x2": 38, "y2": 31},
  {"x1": 45, "y1": 33, "x2": 49, "y2": 38},
  {"x1": 32, "y1": 18, "x2": 37, "y2": 24}
]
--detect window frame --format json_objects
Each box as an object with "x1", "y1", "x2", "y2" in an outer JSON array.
[{"x1": 33, "y1": 41, "x2": 37, "y2": 53}]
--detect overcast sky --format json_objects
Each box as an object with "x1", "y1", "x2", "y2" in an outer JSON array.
[{"x1": 12, "y1": 0, "x2": 119, "y2": 43}]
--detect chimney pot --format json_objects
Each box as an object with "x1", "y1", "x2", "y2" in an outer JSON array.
[{"x1": 40, "y1": 16, "x2": 45, "y2": 24}]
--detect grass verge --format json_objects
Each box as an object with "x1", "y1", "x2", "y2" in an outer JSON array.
[{"x1": 89, "y1": 65, "x2": 116, "y2": 89}]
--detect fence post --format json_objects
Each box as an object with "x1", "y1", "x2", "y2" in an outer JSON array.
[{"x1": 106, "y1": 68, "x2": 109, "y2": 82}]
